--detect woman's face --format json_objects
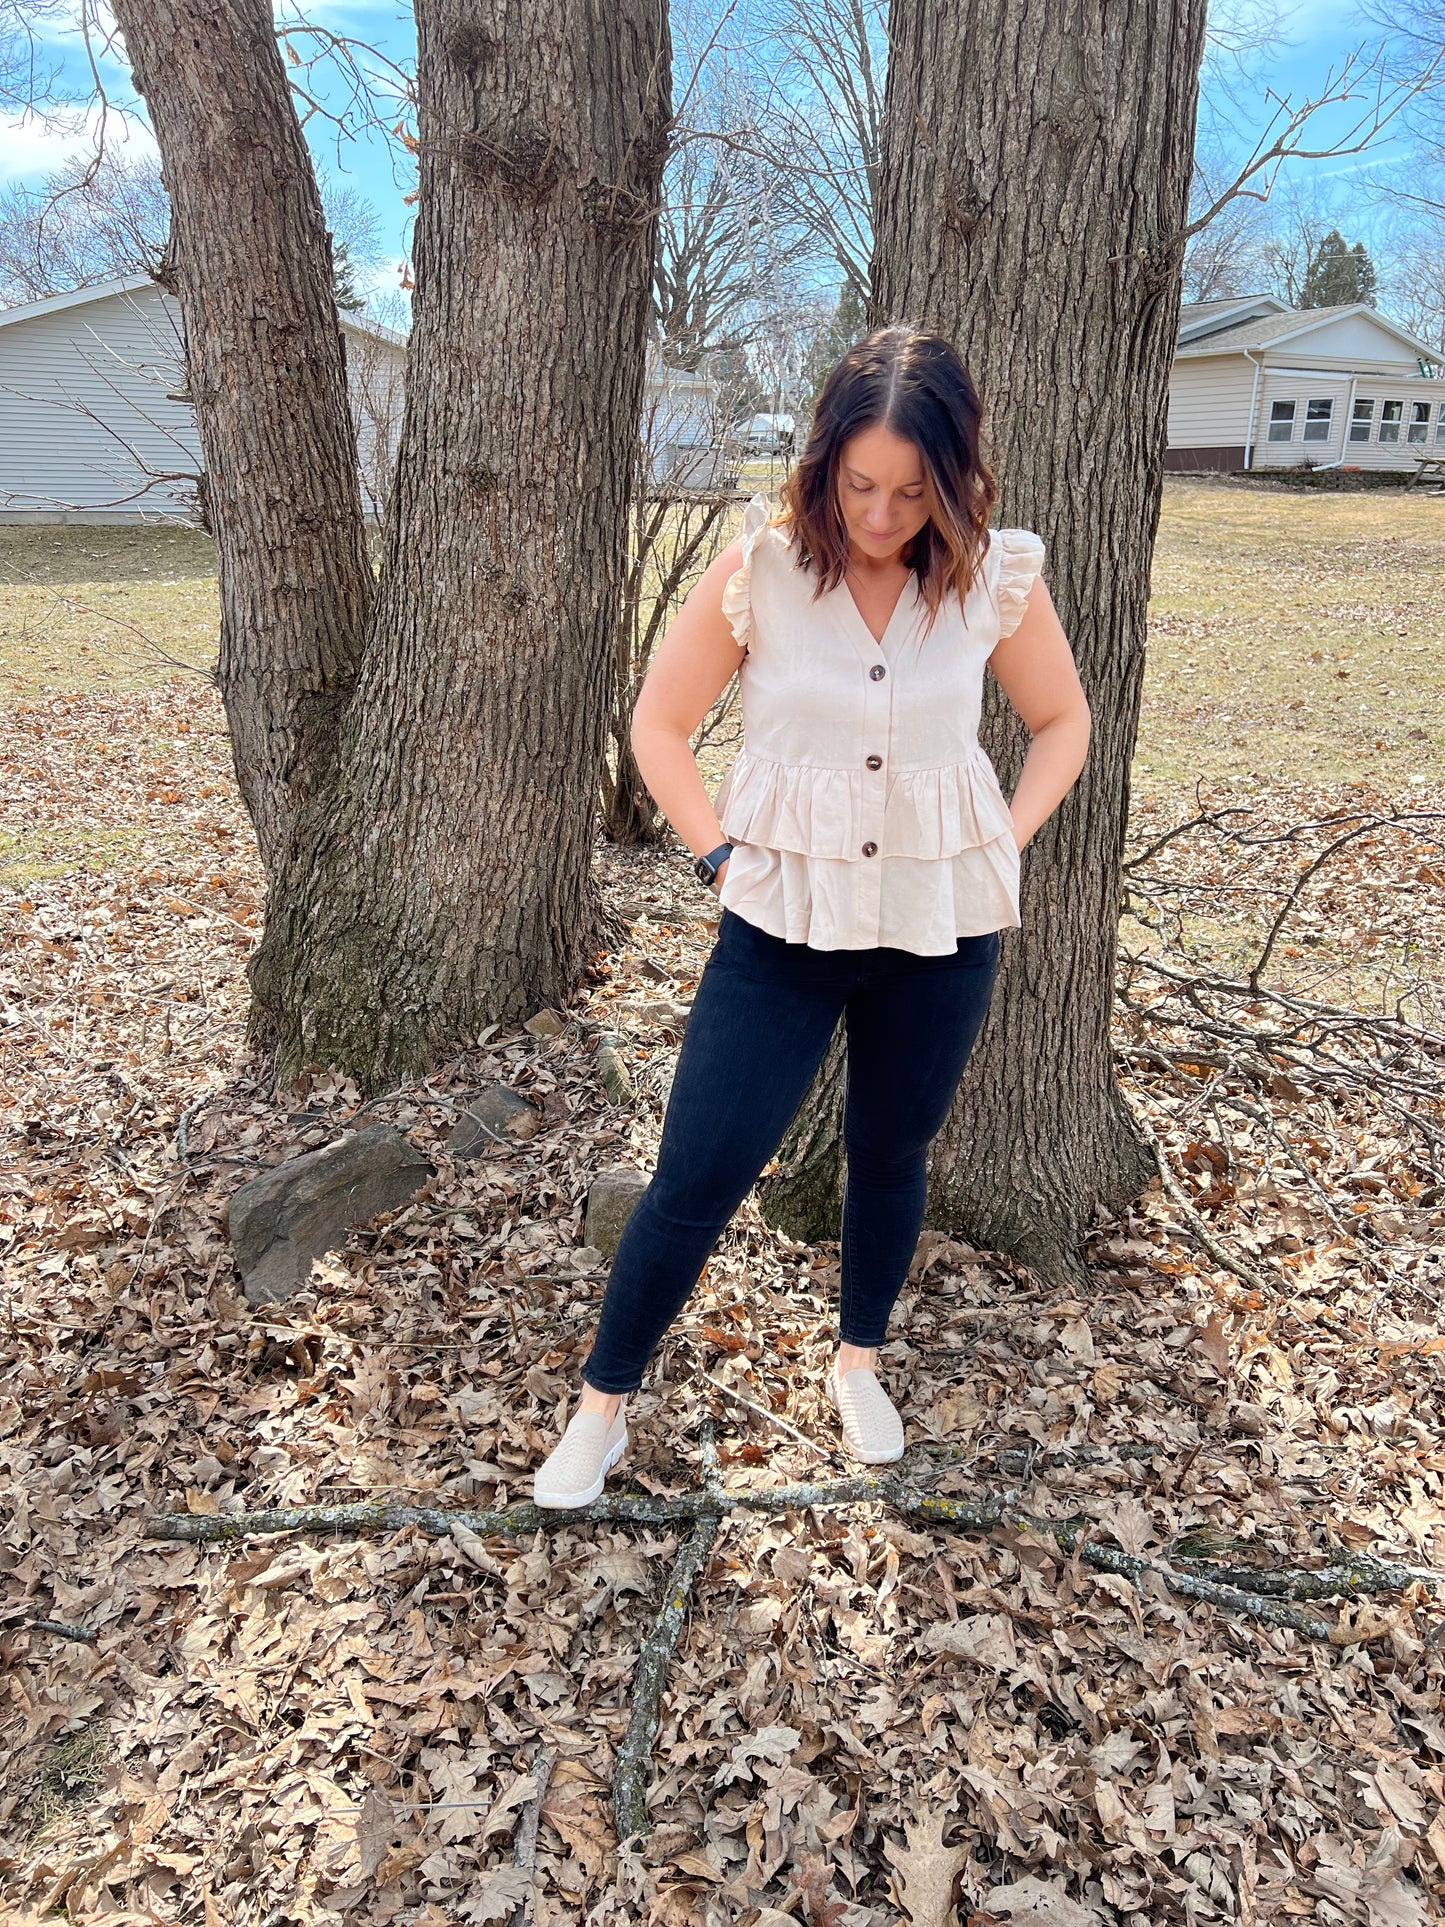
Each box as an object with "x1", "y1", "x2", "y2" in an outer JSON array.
[{"x1": 835, "y1": 423, "x2": 933, "y2": 565}]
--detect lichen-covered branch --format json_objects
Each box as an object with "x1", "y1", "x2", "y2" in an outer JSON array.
[
  {"x1": 145, "y1": 1442, "x2": 1436, "y2": 1644},
  {"x1": 611, "y1": 1422, "x2": 725, "y2": 1847}
]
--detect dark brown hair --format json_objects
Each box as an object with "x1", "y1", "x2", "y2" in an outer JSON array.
[{"x1": 774, "y1": 321, "x2": 998, "y2": 636}]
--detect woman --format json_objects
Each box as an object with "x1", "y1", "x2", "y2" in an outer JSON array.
[{"x1": 534, "y1": 322, "x2": 1090, "y2": 1507}]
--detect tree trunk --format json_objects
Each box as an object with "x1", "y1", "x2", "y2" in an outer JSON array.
[
  {"x1": 112, "y1": 0, "x2": 373, "y2": 880},
  {"x1": 246, "y1": 0, "x2": 673, "y2": 1088},
  {"x1": 859, "y1": 0, "x2": 1209, "y2": 1286},
  {"x1": 757, "y1": 1023, "x2": 848, "y2": 1241},
  {"x1": 603, "y1": 490, "x2": 733, "y2": 845}
]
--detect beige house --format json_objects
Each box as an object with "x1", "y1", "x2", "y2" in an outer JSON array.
[
  {"x1": 0, "y1": 275, "x2": 408, "y2": 521},
  {"x1": 1167, "y1": 296, "x2": 1445, "y2": 473},
  {"x1": 0, "y1": 276, "x2": 728, "y2": 520}
]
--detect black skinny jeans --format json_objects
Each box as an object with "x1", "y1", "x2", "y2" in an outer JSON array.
[{"x1": 579, "y1": 906, "x2": 1001, "y2": 1395}]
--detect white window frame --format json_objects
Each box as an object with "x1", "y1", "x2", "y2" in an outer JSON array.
[
  {"x1": 1267, "y1": 399, "x2": 1296, "y2": 443},
  {"x1": 1302, "y1": 397, "x2": 1333, "y2": 444},
  {"x1": 1379, "y1": 400, "x2": 1403, "y2": 444},
  {"x1": 1435, "y1": 403, "x2": 1445, "y2": 443},
  {"x1": 1350, "y1": 398, "x2": 1374, "y2": 443},
  {"x1": 1408, "y1": 401, "x2": 1430, "y2": 445}
]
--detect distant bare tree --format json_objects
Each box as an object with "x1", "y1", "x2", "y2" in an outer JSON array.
[
  {"x1": 726, "y1": 0, "x2": 888, "y2": 308},
  {"x1": 0, "y1": 0, "x2": 69, "y2": 112},
  {"x1": 0, "y1": 148, "x2": 387, "y2": 310},
  {"x1": 653, "y1": 90, "x2": 796, "y2": 372},
  {"x1": 1373, "y1": 203, "x2": 1445, "y2": 349},
  {"x1": 0, "y1": 150, "x2": 168, "y2": 304},
  {"x1": 1182, "y1": 133, "x2": 1273, "y2": 300}
]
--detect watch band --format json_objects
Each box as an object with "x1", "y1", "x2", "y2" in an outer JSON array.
[{"x1": 694, "y1": 841, "x2": 734, "y2": 887}]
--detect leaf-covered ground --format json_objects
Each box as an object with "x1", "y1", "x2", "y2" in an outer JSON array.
[{"x1": 2, "y1": 483, "x2": 1444, "y2": 1926}]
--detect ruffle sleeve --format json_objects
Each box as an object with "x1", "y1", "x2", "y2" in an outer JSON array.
[
  {"x1": 719, "y1": 493, "x2": 772, "y2": 655},
  {"x1": 994, "y1": 528, "x2": 1046, "y2": 638}
]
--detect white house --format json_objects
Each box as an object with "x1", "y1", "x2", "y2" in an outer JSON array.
[
  {"x1": 0, "y1": 276, "x2": 730, "y2": 521},
  {"x1": 0, "y1": 275, "x2": 408, "y2": 521},
  {"x1": 1167, "y1": 296, "x2": 1445, "y2": 473},
  {"x1": 644, "y1": 355, "x2": 726, "y2": 487}
]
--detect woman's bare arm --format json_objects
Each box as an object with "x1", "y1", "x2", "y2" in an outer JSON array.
[
  {"x1": 629, "y1": 534, "x2": 750, "y2": 891},
  {"x1": 985, "y1": 577, "x2": 1092, "y2": 850}
]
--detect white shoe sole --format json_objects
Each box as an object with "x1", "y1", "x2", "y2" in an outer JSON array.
[
  {"x1": 532, "y1": 1424, "x2": 628, "y2": 1509},
  {"x1": 827, "y1": 1375, "x2": 906, "y2": 1463}
]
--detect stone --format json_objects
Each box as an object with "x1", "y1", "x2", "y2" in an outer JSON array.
[
  {"x1": 449, "y1": 1084, "x2": 542, "y2": 1157},
  {"x1": 523, "y1": 1008, "x2": 566, "y2": 1036},
  {"x1": 229, "y1": 1121, "x2": 434, "y2": 1306},
  {"x1": 594, "y1": 1032, "x2": 633, "y2": 1104},
  {"x1": 620, "y1": 999, "x2": 692, "y2": 1035},
  {"x1": 584, "y1": 1166, "x2": 650, "y2": 1257}
]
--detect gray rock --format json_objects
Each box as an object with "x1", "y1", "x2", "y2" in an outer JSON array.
[
  {"x1": 230, "y1": 1121, "x2": 434, "y2": 1306},
  {"x1": 584, "y1": 1166, "x2": 650, "y2": 1257},
  {"x1": 594, "y1": 1032, "x2": 634, "y2": 1105},
  {"x1": 449, "y1": 1084, "x2": 542, "y2": 1157}
]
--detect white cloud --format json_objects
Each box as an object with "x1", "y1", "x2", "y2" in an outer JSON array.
[{"x1": 0, "y1": 108, "x2": 157, "y2": 188}]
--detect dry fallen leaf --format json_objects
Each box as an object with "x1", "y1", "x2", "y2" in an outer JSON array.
[
  {"x1": 883, "y1": 1807, "x2": 969, "y2": 1927},
  {"x1": 981, "y1": 1875, "x2": 1106, "y2": 1924}
]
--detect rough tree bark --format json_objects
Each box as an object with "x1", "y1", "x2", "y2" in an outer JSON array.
[
  {"x1": 246, "y1": 0, "x2": 672, "y2": 1086},
  {"x1": 869, "y1": 0, "x2": 1209, "y2": 1284},
  {"x1": 759, "y1": 1, "x2": 1208, "y2": 1285},
  {"x1": 112, "y1": 0, "x2": 374, "y2": 880},
  {"x1": 118, "y1": 0, "x2": 671, "y2": 1090}
]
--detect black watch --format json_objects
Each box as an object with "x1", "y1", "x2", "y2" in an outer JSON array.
[{"x1": 694, "y1": 841, "x2": 733, "y2": 887}]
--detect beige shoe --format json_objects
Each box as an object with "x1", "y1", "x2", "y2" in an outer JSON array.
[
  {"x1": 532, "y1": 1401, "x2": 629, "y2": 1509},
  {"x1": 826, "y1": 1359, "x2": 905, "y2": 1463}
]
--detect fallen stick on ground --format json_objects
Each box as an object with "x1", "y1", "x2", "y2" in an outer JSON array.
[
  {"x1": 144, "y1": 1441, "x2": 1433, "y2": 1642},
  {"x1": 612, "y1": 1422, "x2": 726, "y2": 1848},
  {"x1": 505, "y1": 1743, "x2": 555, "y2": 1927}
]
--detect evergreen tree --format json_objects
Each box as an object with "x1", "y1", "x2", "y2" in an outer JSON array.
[
  {"x1": 1348, "y1": 240, "x2": 1377, "y2": 307},
  {"x1": 331, "y1": 236, "x2": 366, "y2": 312},
  {"x1": 1300, "y1": 229, "x2": 1377, "y2": 309}
]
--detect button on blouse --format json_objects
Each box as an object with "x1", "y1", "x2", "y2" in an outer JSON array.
[{"x1": 711, "y1": 493, "x2": 1046, "y2": 954}]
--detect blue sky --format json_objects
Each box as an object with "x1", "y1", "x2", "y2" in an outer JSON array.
[{"x1": 0, "y1": 0, "x2": 1429, "y2": 314}]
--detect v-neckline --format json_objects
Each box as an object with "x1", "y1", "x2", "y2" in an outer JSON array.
[{"x1": 835, "y1": 568, "x2": 920, "y2": 663}]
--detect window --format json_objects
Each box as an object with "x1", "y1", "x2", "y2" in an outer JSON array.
[
  {"x1": 1350, "y1": 398, "x2": 1374, "y2": 443},
  {"x1": 1379, "y1": 400, "x2": 1403, "y2": 443},
  {"x1": 1436, "y1": 403, "x2": 1445, "y2": 443},
  {"x1": 1303, "y1": 398, "x2": 1333, "y2": 443},
  {"x1": 1268, "y1": 399, "x2": 1296, "y2": 442},
  {"x1": 1408, "y1": 401, "x2": 1430, "y2": 445}
]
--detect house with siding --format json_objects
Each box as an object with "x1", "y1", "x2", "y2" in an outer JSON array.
[
  {"x1": 0, "y1": 275, "x2": 407, "y2": 521},
  {"x1": 1167, "y1": 296, "x2": 1445, "y2": 473},
  {"x1": 0, "y1": 275, "x2": 728, "y2": 521}
]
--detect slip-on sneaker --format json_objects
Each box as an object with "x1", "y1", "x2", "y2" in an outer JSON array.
[
  {"x1": 532, "y1": 1402, "x2": 629, "y2": 1509},
  {"x1": 826, "y1": 1360, "x2": 906, "y2": 1463}
]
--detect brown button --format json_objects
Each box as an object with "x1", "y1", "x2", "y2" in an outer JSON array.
[
  {"x1": 861, "y1": 841, "x2": 877, "y2": 856},
  {"x1": 869, "y1": 664, "x2": 886, "y2": 680},
  {"x1": 866, "y1": 754, "x2": 882, "y2": 769}
]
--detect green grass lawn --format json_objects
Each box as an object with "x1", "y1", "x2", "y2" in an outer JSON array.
[
  {"x1": 3, "y1": 477, "x2": 1442, "y2": 798},
  {"x1": 1137, "y1": 479, "x2": 1444, "y2": 799},
  {"x1": 0, "y1": 523, "x2": 220, "y2": 701}
]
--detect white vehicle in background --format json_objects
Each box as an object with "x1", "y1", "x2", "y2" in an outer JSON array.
[{"x1": 737, "y1": 412, "x2": 796, "y2": 456}]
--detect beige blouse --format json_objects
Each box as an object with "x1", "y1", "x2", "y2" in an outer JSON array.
[{"x1": 710, "y1": 493, "x2": 1045, "y2": 954}]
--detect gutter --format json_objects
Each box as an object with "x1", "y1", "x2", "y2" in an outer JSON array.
[
  {"x1": 1311, "y1": 374, "x2": 1358, "y2": 471},
  {"x1": 1242, "y1": 348, "x2": 1264, "y2": 470}
]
